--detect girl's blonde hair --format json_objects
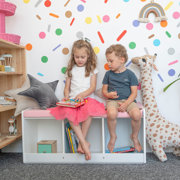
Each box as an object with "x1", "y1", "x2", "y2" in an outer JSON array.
[{"x1": 66, "y1": 39, "x2": 97, "y2": 77}]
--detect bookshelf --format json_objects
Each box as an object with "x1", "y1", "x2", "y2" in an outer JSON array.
[
  {"x1": 0, "y1": 39, "x2": 26, "y2": 149},
  {"x1": 22, "y1": 109, "x2": 146, "y2": 164}
]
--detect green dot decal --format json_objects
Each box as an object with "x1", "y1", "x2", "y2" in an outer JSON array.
[
  {"x1": 56, "y1": 28, "x2": 62, "y2": 36},
  {"x1": 129, "y1": 42, "x2": 136, "y2": 49},
  {"x1": 41, "y1": 56, "x2": 48, "y2": 63},
  {"x1": 61, "y1": 67, "x2": 67, "y2": 74}
]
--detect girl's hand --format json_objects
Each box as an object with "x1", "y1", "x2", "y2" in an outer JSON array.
[
  {"x1": 118, "y1": 102, "x2": 128, "y2": 112},
  {"x1": 63, "y1": 96, "x2": 69, "y2": 101},
  {"x1": 74, "y1": 93, "x2": 85, "y2": 102},
  {"x1": 108, "y1": 91, "x2": 119, "y2": 99}
]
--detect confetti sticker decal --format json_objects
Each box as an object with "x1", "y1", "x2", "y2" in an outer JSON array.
[
  {"x1": 62, "y1": 48, "x2": 69, "y2": 55},
  {"x1": 160, "y1": 20, "x2": 168, "y2": 28},
  {"x1": 146, "y1": 23, "x2": 153, "y2": 30},
  {"x1": 44, "y1": 0, "x2": 51, "y2": 7},
  {"x1": 165, "y1": 31, "x2": 171, "y2": 38},
  {"x1": 133, "y1": 20, "x2": 140, "y2": 27},
  {"x1": 117, "y1": 30, "x2": 127, "y2": 41},
  {"x1": 35, "y1": 0, "x2": 43, "y2": 7},
  {"x1": 148, "y1": 34, "x2": 155, "y2": 39},
  {"x1": 168, "y1": 48, "x2": 175, "y2": 55},
  {"x1": 164, "y1": 1, "x2": 173, "y2": 11},
  {"x1": 129, "y1": 42, "x2": 136, "y2": 49},
  {"x1": 93, "y1": 47, "x2": 100, "y2": 54},
  {"x1": 49, "y1": 13, "x2": 59, "y2": 18},
  {"x1": 41, "y1": 56, "x2": 48, "y2": 63},
  {"x1": 52, "y1": 44, "x2": 61, "y2": 51},
  {"x1": 39, "y1": 32, "x2": 46, "y2": 39},
  {"x1": 168, "y1": 69, "x2": 175, "y2": 76},
  {"x1": 85, "y1": 17, "x2": 92, "y2": 24},
  {"x1": 77, "y1": 4, "x2": 84, "y2": 12},
  {"x1": 97, "y1": 31, "x2": 104, "y2": 44},
  {"x1": 173, "y1": 12, "x2": 180, "y2": 19},
  {"x1": 70, "y1": 18, "x2": 75, "y2": 26},
  {"x1": 37, "y1": 72, "x2": 44, "y2": 76},
  {"x1": 153, "y1": 39, "x2": 160, "y2": 46},
  {"x1": 61, "y1": 67, "x2": 67, "y2": 74},
  {"x1": 168, "y1": 60, "x2": 178, "y2": 65},
  {"x1": 23, "y1": 0, "x2": 30, "y2": 4},
  {"x1": 65, "y1": 11, "x2": 72, "y2": 18},
  {"x1": 103, "y1": 15, "x2": 110, "y2": 22},
  {"x1": 157, "y1": 73, "x2": 164, "y2": 82},
  {"x1": 56, "y1": 28, "x2": 62, "y2": 36},
  {"x1": 25, "y1": 43, "x2": 32, "y2": 51}
]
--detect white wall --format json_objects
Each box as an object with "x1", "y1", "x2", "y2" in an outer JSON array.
[{"x1": 4, "y1": 1, "x2": 180, "y2": 127}]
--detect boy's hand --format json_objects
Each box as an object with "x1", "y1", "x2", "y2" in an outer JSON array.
[
  {"x1": 118, "y1": 102, "x2": 128, "y2": 112},
  {"x1": 107, "y1": 91, "x2": 119, "y2": 99}
]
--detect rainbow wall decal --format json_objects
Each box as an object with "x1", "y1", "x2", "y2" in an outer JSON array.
[{"x1": 139, "y1": 0, "x2": 167, "y2": 23}]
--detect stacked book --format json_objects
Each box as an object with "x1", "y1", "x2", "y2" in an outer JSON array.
[
  {"x1": 65, "y1": 122, "x2": 78, "y2": 153},
  {"x1": 105, "y1": 146, "x2": 135, "y2": 153}
]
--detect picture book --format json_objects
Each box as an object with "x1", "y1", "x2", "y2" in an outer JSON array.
[
  {"x1": 105, "y1": 146, "x2": 135, "y2": 153},
  {"x1": 56, "y1": 99, "x2": 87, "y2": 108}
]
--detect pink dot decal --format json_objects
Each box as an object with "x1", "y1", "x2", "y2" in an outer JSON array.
[
  {"x1": 146, "y1": 23, "x2": 153, "y2": 30},
  {"x1": 173, "y1": 12, "x2": 180, "y2": 19},
  {"x1": 103, "y1": 15, "x2": 110, "y2": 22},
  {"x1": 39, "y1": 32, "x2": 46, "y2": 39}
]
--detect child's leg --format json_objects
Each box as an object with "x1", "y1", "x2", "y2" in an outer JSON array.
[
  {"x1": 128, "y1": 107, "x2": 142, "y2": 152},
  {"x1": 77, "y1": 117, "x2": 92, "y2": 154},
  {"x1": 107, "y1": 106, "x2": 118, "y2": 153},
  {"x1": 69, "y1": 121, "x2": 91, "y2": 160}
]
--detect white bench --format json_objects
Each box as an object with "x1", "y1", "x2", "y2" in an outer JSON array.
[{"x1": 22, "y1": 104, "x2": 146, "y2": 164}]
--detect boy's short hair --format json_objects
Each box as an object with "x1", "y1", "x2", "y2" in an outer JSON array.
[{"x1": 105, "y1": 44, "x2": 128, "y2": 63}]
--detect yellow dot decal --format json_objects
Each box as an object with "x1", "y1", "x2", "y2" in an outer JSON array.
[
  {"x1": 85, "y1": 17, "x2": 92, "y2": 24},
  {"x1": 93, "y1": 47, "x2": 100, "y2": 54}
]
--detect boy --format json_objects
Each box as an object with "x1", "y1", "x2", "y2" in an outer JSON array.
[{"x1": 102, "y1": 44, "x2": 142, "y2": 153}]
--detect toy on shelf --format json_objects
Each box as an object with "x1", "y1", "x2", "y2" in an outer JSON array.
[
  {"x1": 0, "y1": 56, "x2": 5, "y2": 71},
  {"x1": 56, "y1": 98, "x2": 88, "y2": 108},
  {"x1": 139, "y1": 0, "x2": 167, "y2": 23},
  {"x1": 2, "y1": 54, "x2": 14, "y2": 72},
  {"x1": 8, "y1": 116, "x2": 17, "y2": 135},
  {"x1": 0, "y1": 0, "x2": 21, "y2": 44},
  {"x1": 106, "y1": 146, "x2": 135, "y2": 153},
  {"x1": 37, "y1": 140, "x2": 57, "y2": 153}
]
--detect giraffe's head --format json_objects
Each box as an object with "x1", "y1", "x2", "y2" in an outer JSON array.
[{"x1": 131, "y1": 54, "x2": 158, "y2": 71}]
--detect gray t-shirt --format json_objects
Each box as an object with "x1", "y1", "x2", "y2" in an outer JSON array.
[{"x1": 102, "y1": 69, "x2": 138, "y2": 100}]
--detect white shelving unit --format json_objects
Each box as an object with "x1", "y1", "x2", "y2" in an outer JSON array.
[{"x1": 22, "y1": 109, "x2": 146, "y2": 164}]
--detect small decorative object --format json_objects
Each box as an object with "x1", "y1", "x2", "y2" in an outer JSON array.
[
  {"x1": 2, "y1": 54, "x2": 14, "y2": 72},
  {"x1": 0, "y1": 56, "x2": 5, "y2": 71},
  {"x1": 8, "y1": 116, "x2": 17, "y2": 135},
  {"x1": 0, "y1": 0, "x2": 21, "y2": 44},
  {"x1": 139, "y1": 0, "x2": 167, "y2": 23},
  {"x1": 132, "y1": 54, "x2": 180, "y2": 162},
  {"x1": 56, "y1": 98, "x2": 88, "y2": 108},
  {"x1": 37, "y1": 140, "x2": 57, "y2": 153}
]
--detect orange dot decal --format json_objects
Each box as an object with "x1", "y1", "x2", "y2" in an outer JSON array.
[
  {"x1": 25, "y1": 43, "x2": 32, "y2": 51},
  {"x1": 44, "y1": 0, "x2": 51, "y2": 7},
  {"x1": 160, "y1": 20, "x2": 168, "y2": 28},
  {"x1": 104, "y1": 63, "x2": 110, "y2": 70}
]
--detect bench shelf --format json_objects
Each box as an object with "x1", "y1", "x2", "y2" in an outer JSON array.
[{"x1": 22, "y1": 108, "x2": 146, "y2": 164}]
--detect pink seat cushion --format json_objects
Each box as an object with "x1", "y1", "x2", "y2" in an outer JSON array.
[{"x1": 23, "y1": 102, "x2": 144, "y2": 119}]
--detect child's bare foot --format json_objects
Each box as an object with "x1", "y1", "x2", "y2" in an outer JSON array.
[
  {"x1": 131, "y1": 135, "x2": 142, "y2": 152},
  {"x1": 107, "y1": 135, "x2": 117, "y2": 153},
  {"x1": 77, "y1": 142, "x2": 90, "y2": 154},
  {"x1": 81, "y1": 141, "x2": 91, "y2": 160}
]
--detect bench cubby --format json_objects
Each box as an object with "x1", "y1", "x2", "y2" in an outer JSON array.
[{"x1": 22, "y1": 108, "x2": 146, "y2": 164}]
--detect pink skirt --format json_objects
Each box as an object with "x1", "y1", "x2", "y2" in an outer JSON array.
[{"x1": 48, "y1": 97, "x2": 106, "y2": 125}]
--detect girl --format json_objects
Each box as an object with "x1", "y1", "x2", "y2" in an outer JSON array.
[{"x1": 49, "y1": 39, "x2": 106, "y2": 160}]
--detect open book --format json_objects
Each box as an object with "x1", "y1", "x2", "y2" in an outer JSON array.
[{"x1": 56, "y1": 99, "x2": 87, "y2": 108}]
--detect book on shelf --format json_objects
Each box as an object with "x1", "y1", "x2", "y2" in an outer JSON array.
[
  {"x1": 105, "y1": 146, "x2": 135, "y2": 153},
  {"x1": 65, "y1": 122, "x2": 78, "y2": 153},
  {"x1": 56, "y1": 99, "x2": 87, "y2": 108}
]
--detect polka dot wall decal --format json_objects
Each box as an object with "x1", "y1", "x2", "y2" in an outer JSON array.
[
  {"x1": 140, "y1": 0, "x2": 146, "y2": 1},
  {"x1": 103, "y1": 15, "x2": 110, "y2": 22},
  {"x1": 76, "y1": 31, "x2": 84, "y2": 39},
  {"x1": 168, "y1": 69, "x2": 175, "y2": 76},
  {"x1": 61, "y1": 67, "x2": 67, "y2": 74},
  {"x1": 178, "y1": 33, "x2": 180, "y2": 39},
  {"x1": 25, "y1": 43, "x2": 32, "y2": 51},
  {"x1": 153, "y1": 39, "x2": 160, "y2": 46},
  {"x1": 129, "y1": 42, "x2": 136, "y2": 49},
  {"x1": 65, "y1": 11, "x2": 72, "y2": 18},
  {"x1": 133, "y1": 20, "x2": 140, "y2": 27},
  {"x1": 37, "y1": 72, "x2": 44, "y2": 76},
  {"x1": 77, "y1": 4, "x2": 84, "y2": 12},
  {"x1": 23, "y1": 0, "x2": 30, "y2": 3},
  {"x1": 62, "y1": 48, "x2": 69, "y2": 55},
  {"x1": 168, "y1": 48, "x2": 175, "y2": 55},
  {"x1": 160, "y1": 20, "x2": 167, "y2": 28},
  {"x1": 56, "y1": 28, "x2": 62, "y2": 36},
  {"x1": 104, "y1": 63, "x2": 110, "y2": 70},
  {"x1": 93, "y1": 47, "x2": 100, "y2": 54},
  {"x1": 39, "y1": 32, "x2": 46, "y2": 39},
  {"x1": 146, "y1": 23, "x2": 153, "y2": 30},
  {"x1": 41, "y1": 56, "x2": 48, "y2": 63},
  {"x1": 123, "y1": 0, "x2": 130, "y2": 2},
  {"x1": 85, "y1": 17, "x2": 92, "y2": 24},
  {"x1": 44, "y1": 0, "x2": 51, "y2": 7},
  {"x1": 173, "y1": 12, "x2": 180, "y2": 19}
]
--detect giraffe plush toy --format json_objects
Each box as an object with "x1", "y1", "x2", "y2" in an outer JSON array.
[{"x1": 132, "y1": 54, "x2": 180, "y2": 162}]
